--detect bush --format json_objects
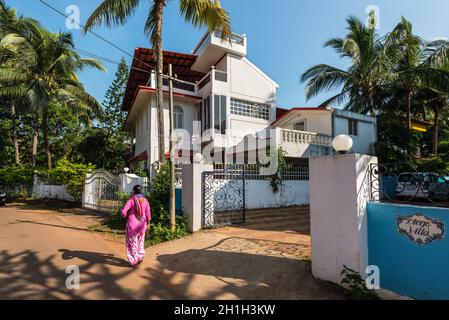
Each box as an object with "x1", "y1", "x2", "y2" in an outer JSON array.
[
  {"x1": 438, "y1": 141, "x2": 449, "y2": 155},
  {"x1": 414, "y1": 155, "x2": 449, "y2": 175},
  {"x1": 0, "y1": 166, "x2": 34, "y2": 190},
  {"x1": 103, "y1": 166, "x2": 188, "y2": 246},
  {"x1": 341, "y1": 265, "x2": 379, "y2": 300},
  {"x1": 49, "y1": 158, "x2": 95, "y2": 203}
]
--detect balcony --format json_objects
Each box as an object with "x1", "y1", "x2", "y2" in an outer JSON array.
[
  {"x1": 191, "y1": 32, "x2": 247, "y2": 73},
  {"x1": 280, "y1": 129, "x2": 332, "y2": 146},
  {"x1": 277, "y1": 128, "x2": 333, "y2": 158},
  {"x1": 147, "y1": 68, "x2": 227, "y2": 95}
]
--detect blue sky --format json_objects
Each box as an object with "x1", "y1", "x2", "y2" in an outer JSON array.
[{"x1": 6, "y1": 0, "x2": 449, "y2": 109}]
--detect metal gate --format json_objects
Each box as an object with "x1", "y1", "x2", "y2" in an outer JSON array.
[
  {"x1": 202, "y1": 169, "x2": 245, "y2": 228},
  {"x1": 83, "y1": 170, "x2": 119, "y2": 213}
]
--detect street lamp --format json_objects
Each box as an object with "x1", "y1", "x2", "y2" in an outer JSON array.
[
  {"x1": 332, "y1": 134, "x2": 353, "y2": 154},
  {"x1": 193, "y1": 153, "x2": 204, "y2": 164}
]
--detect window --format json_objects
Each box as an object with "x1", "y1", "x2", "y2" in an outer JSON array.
[
  {"x1": 230, "y1": 98, "x2": 270, "y2": 120},
  {"x1": 293, "y1": 120, "x2": 306, "y2": 131},
  {"x1": 348, "y1": 119, "x2": 358, "y2": 136},
  {"x1": 202, "y1": 96, "x2": 211, "y2": 132},
  {"x1": 214, "y1": 95, "x2": 227, "y2": 134},
  {"x1": 174, "y1": 105, "x2": 184, "y2": 129}
]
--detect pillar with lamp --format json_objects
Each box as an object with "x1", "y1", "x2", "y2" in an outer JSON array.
[{"x1": 332, "y1": 134, "x2": 354, "y2": 154}]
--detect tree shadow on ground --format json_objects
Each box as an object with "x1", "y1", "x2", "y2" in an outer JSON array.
[
  {"x1": 152, "y1": 246, "x2": 343, "y2": 300},
  {"x1": 0, "y1": 243, "x2": 344, "y2": 300},
  {"x1": 0, "y1": 249, "x2": 136, "y2": 299}
]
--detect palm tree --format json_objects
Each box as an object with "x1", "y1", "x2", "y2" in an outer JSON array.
[
  {"x1": 0, "y1": 0, "x2": 41, "y2": 165},
  {"x1": 84, "y1": 0, "x2": 232, "y2": 163},
  {"x1": 383, "y1": 20, "x2": 449, "y2": 145},
  {"x1": 0, "y1": 28, "x2": 105, "y2": 169},
  {"x1": 300, "y1": 11, "x2": 388, "y2": 115}
]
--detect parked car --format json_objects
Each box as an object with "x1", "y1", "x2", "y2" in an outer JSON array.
[
  {"x1": 428, "y1": 176, "x2": 449, "y2": 201},
  {"x1": 0, "y1": 188, "x2": 6, "y2": 206},
  {"x1": 395, "y1": 172, "x2": 443, "y2": 200}
]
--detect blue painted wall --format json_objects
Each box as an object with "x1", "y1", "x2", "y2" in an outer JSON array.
[{"x1": 368, "y1": 202, "x2": 449, "y2": 300}]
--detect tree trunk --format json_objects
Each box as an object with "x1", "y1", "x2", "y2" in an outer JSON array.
[
  {"x1": 432, "y1": 105, "x2": 440, "y2": 155},
  {"x1": 406, "y1": 90, "x2": 412, "y2": 134},
  {"x1": 11, "y1": 100, "x2": 20, "y2": 165},
  {"x1": 154, "y1": 0, "x2": 166, "y2": 163},
  {"x1": 32, "y1": 114, "x2": 39, "y2": 168},
  {"x1": 152, "y1": 0, "x2": 166, "y2": 162},
  {"x1": 42, "y1": 107, "x2": 52, "y2": 169}
]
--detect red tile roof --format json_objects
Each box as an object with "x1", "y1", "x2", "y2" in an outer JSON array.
[{"x1": 122, "y1": 48, "x2": 206, "y2": 112}]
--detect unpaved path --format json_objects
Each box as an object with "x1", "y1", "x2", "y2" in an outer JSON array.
[{"x1": 0, "y1": 205, "x2": 343, "y2": 300}]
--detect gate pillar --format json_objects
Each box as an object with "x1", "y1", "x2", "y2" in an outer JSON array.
[
  {"x1": 182, "y1": 164, "x2": 213, "y2": 232},
  {"x1": 309, "y1": 154, "x2": 377, "y2": 285}
]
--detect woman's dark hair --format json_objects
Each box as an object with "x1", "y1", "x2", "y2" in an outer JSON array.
[{"x1": 133, "y1": 185, "x2": 143, "y2": 195}]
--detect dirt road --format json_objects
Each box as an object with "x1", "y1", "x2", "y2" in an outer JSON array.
[{"x1": 0, "y1": 205, "x2": 343, "y2": 300}]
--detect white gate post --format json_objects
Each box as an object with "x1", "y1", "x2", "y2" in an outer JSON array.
[
  {"x1": 182, "y1": 164, "x2": 213, "y2": 233},
  {"x1": 119, "y1": 174, "x2": 144, "y2": 193},
  {"x1": 309, "y1": 153, "x2": 377, "y2": 284},
  {"x1": 82, "y1": 173, "x2": 92, "y2": 208}
]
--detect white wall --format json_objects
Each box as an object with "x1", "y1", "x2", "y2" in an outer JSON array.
[
  {"x1": 245, "y1": 180, "x2": 309, "y2": 209},
  {"x1": 278, "y1": 111, "x2": 333, "y2": 136},
  {"x1": 229, "y1": 55, "x2": 278, "y2": 104},
  {"x1": 33, "y1": 184, "x2": 74, "y2": 202},
  {"x1": 333, "y1": 110, "x2": 377, "y2": 155},
  {"x1": 131, "y1": 95, "x2": 198, "y2": 167}
]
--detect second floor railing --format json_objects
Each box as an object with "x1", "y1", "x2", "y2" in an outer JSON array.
[{"x1": 280, "y1": 129, "x2": 332, "y2": 147}]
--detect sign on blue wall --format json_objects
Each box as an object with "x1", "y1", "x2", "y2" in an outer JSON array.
[{"x1": 368, "y1": 202, "x2": 449, "y2": 300}]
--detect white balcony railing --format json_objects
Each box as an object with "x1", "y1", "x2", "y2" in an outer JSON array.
[
  {"x1": 148, "y1": 68, "x2": 227, "y2": 94},
  {"x1": 280, "y1": 129, "x2": 332, "y2": 147}
]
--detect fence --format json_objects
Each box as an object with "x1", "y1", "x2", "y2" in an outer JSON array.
[
  {"x1": 213, "y1": 163, "x2": 309, "y2": 181},
  {"x1": 369, "y1": 162, "x2": 449, "y2": 208},
  {"x1": 212, "y1": 163, "x2": 310, "y2": 209}
]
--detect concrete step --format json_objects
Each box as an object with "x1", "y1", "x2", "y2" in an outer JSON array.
[
  {"x1": 245, "y1": 208, "x2": 309, "y2": 219},
  {"x1": 243, "y1": 219, "x2": 310, "y2": 232},
  {"x1": 245, "y1": 213, "x2": 309, "y2": 224}
]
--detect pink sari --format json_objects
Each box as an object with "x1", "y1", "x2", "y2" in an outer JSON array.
[{"x1": 121, "y1": 195, "x2": 151, "y2": 266}]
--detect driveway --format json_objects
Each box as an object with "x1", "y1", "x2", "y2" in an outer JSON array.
[{"x1": 0, "y1": 205, "x2": 344, "y2": 300}]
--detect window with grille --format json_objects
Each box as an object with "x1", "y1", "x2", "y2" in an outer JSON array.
[
  {"x1": 230, "y1": 98, "x2": 270, "y2": 120},
  {"x1": 174, "y1": 105, "x2": 184, "y2": 129},
  {"x1": 293, "y1": 120, "x2": 306, "y2": 131}
]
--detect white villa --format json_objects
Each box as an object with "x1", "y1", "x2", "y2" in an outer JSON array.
[{"x1": 122, "y1": 31, "x2": 377, "y2": 174}]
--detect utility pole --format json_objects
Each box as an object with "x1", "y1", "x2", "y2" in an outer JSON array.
[{"x1": 168, "y1": 64, "x2": 176, "y2": 231}]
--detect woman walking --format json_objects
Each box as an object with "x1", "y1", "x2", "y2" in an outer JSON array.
[{"x1": 121, "y1": 185, "x2": 151, "y2": 267}]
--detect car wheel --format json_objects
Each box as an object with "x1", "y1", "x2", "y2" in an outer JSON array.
[{"x1": 428, "y1": 193, "x2": 435, "y2": 202}]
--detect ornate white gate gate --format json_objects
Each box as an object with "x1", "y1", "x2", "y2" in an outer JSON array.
[{"x1": 82, "y1": 170, "x2": 119, "y2": 213}]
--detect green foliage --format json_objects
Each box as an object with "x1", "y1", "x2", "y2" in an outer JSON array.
[
  {"x1": 375, "y1": 114, "x2": 421, "y2": 163},
  {"x1": 148, "y1": 163, "x2": 170, "y2": 215},
  {"x1": 0, "y1": 166, "x2": 33, "y2": 189},
  {"x1": 101, "y1": 165, "x2": 188, "y2": 247},
  {"x1": 414, "y1": 155, "x2": 449, "y2": 175},
  {"x1": 267, "y1": 148, "x2": 287, "y2": 193},
  {"x1": 341, "y1": 265, "x2": 379, "y2": 300},
  {"x1": 147, "y1": 214, "x2": 188, "y2": 246},
  {"x1": 70, "y1": 127, "x2": 129, "y2": 173},
  {"x1": 438, "y1": 140, "x2": 449, "y2": 155},
  {"x1": 133, "y1": 161, "x2": 147, "y2": 177},
  {"x1": 49, "y1": 158, "x2": 95, "y2": 203},
  {"x1": 102, "y1": 57, "x2": 129, "y2": 134}
]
